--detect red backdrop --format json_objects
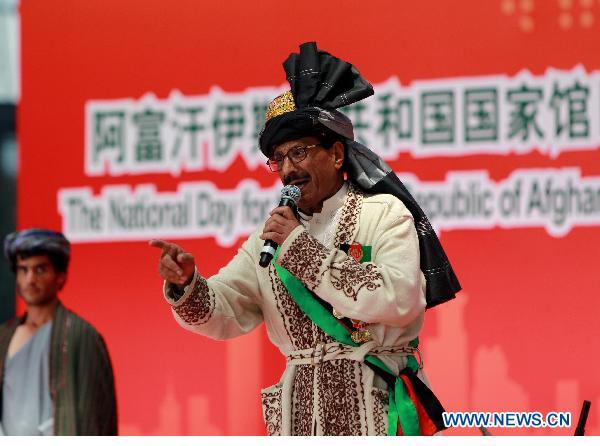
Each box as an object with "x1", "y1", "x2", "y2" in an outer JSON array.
[{"x1": 18, "y1": 0, "x2": 600, "y2": 435}]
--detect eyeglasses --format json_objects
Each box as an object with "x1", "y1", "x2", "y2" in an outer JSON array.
[{"x1": 266, "y1": 144, "x2": 320, "y2": 172}]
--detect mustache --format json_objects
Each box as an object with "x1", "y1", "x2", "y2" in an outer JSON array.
[{"x1": 283, "y1": 173, "x2": 310, "y2": 185}]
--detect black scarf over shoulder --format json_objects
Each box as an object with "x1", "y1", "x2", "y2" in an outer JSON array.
[{"x1": 260, "y1": 42, "x2": 461, "y2": 308}]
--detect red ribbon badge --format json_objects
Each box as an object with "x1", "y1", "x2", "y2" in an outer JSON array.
[{"x1": 348, "y1": 243, "x2": 363, "y2": 262}]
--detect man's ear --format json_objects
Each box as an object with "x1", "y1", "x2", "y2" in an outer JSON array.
[{"x1": 332, "y1": 141, "x2": 345, "y2": 170}]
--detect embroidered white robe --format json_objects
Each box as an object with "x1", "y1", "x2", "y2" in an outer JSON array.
[{"x1": 164, "y1": 183, "x2": 427, "y2": 435}]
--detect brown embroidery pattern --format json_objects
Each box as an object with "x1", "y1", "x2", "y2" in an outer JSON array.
[
  {"x1": 291, "y1": 365, "x2": 314, "y2": 435},
  {"x1": 359, "y1": 365, "x2": 368, "y2": 431},
  {"x1": 312, "y1": 323, "x2": 335, "y2": 345},
  {"x1": 329, "y1": 257, "x2": 383, "y2": 301},
  {"x1": 269, "y1": 265, "x2": 315, "y2": 350},
  {"x1": 280, "y1": 231, "x2": 328, "y2": 291},
  {"x1": 317, "y1": 360, "x2": 366, "y2": 435},
  {"x1": 334, "y1": 183, "x2": 363, "y2": 247},
  {"x1": 261, "y1": 386, "x2": 283, "y2": 436},
  {"x1": 371, "y1": 388, "x2": 388, "y2": 436},
  {"x1": 173, "y1": 277, "x2": 215, "y2": 325}
]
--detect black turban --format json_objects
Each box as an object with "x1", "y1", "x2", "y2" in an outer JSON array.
[{"x1": 259, "y1": 42, "x2": 461, "y2": 308}]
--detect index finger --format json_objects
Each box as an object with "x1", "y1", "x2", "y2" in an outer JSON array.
[
  {"x1": 149, "y1": 239, "x2": 169, "y2": 250},
  {"x1": 149, "y1": 239, "x2": 180, "y2": 257}
]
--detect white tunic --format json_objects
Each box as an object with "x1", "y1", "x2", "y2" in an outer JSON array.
[{"x1": 164, "y1": 182, "x2": 427, "y2": 435}]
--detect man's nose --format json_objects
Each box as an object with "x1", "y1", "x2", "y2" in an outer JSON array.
[
  {"x1": 279, "y1": 156, "x2": 297, "y2": 179},
  {"x1": 24, "y1": 270, "x2": 37, "y2": 284}
]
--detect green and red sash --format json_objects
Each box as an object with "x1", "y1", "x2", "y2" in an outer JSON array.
[{"x1": 273, "y1": 246, "x2": 446, "y2": 436}]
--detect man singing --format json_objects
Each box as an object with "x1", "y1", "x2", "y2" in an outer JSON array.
[{"x1": 151, "y1": 42, "x2": 460, "y2": 436}]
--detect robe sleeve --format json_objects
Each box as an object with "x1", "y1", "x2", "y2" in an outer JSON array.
[
  {"x1": 275, "y1": 199, "x2": 425, "y2": 327},
  {"x1": 163, "y1": 232, "x2": 264, "y2": 340}
]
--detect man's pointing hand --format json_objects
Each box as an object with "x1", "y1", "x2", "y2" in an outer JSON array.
[{"x1": 149, "y1": 239, "x2": 195, "y2": 290}]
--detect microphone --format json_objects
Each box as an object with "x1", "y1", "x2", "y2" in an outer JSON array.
[{"x1": 259, "y1": 185, "x2": 301, "y2": 267}]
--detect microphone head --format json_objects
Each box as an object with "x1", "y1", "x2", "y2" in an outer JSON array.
[{"x1": 281, "y1": 185, "x2": 301, "y2": 205}]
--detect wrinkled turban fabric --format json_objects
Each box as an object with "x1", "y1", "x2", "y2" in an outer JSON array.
[{"x1": 4, "y1": 229, "x2": 70, "y2": 272}]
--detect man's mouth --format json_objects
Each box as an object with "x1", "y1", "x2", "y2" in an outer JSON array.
[{"x1": 288, "y1": 177, "x2": 310, "y2": 190}]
